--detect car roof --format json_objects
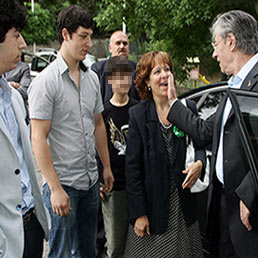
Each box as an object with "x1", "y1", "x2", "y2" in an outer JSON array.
[{"x1": 38, "y1": 48, "x2": 58, "y2": 54}]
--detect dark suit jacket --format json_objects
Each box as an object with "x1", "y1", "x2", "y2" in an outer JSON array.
[
  {"x1": 126, "y1": 99, "x2": 206, "y2": 234},
  {"x1": 167, "y1": 61, "x2": 258, "y2": 257},
  {"x1": 91, "y1": 59, "x2": 139, "y2": 103}
]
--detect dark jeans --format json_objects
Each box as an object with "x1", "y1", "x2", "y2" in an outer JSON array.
[
  {"x1": 43, "y1": 182, "x2": 100, "y2": 258},
  {"x1": 23, "y1": 212, "x2": 44, "y2": 258}
]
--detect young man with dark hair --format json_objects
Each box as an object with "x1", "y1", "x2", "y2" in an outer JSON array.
[
  {"x1": 0, "y1": 1, "x2": 49, "y2": 257},
  {"x1": 99, "y1": 56, "x2": 138, "y2": 258},
  {"x1": 28, "y1": 5, "x2": 114, "y2": 258}
]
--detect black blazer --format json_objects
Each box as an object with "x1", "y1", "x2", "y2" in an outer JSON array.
[
  {"x1": 91, "y1": 59, "x2": 139, "y2": 103},
  {"x1": 167, "y1": 62, "x2": 258, "y2": 257},
  {"x1": 126, "y1": 99, "x2": 206, "y2": 234}
]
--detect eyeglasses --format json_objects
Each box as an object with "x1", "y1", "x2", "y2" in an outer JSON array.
[{"x1": 211, "y1": 38, "x2": 223, "y2": 50}]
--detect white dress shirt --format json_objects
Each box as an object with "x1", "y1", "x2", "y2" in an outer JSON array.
[{"x1": 215, "y1": 53, "x2": 258, "y2": 184}]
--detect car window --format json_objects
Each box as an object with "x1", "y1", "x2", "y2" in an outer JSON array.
[
  {"x1": 198, "y1": 90, "x2": 226, "y2": 119},
  {"x1": 50, "y1": 54, "x2": 57, "y2": 62},
  {"x1": 36, "y1": 54, "x2": 49, "y2": 71},
  {"x1": 228, "y1": 89, "x2": 258, "y2": 190},
  {"x1": 188, "y1": 95, "x2": 202, "y2": 105},
  {"x1": 234, "y1": 93, "x2": 258, "y2": 157}
]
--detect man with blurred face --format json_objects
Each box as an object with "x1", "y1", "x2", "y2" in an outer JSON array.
[
  {"x1": 91, "y1": 30, "x2": 139, "y2": 103},
  {"x1": 92, "y1": 30, "x2": 138, "y2": 258},
  {"x1": 0, "y1": 1, "x2": 49, "y2": 257}
]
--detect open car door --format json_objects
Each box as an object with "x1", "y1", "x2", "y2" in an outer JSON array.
[{"x1": 227, "y1": 88, "x2": 258, "y2": 194}]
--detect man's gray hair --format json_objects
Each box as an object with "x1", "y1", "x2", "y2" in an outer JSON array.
[{"x1": 210, "y1": 10, "x2": 258, "y2": 55}]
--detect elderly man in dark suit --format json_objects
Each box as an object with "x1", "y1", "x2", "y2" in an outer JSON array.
[
  {"x1": 91, "y1": 30, "x2": 139, "y2": 103},
  {"x1": 167, "y1": 10, "x2": 258, "y2": 258}
]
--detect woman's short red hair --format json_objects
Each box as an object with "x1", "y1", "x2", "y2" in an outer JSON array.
[{"x1": 135, "y1": 51, "x2": 174, "y2": 100}]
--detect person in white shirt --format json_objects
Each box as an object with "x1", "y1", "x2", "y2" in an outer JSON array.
[{"x1": 167, "y1": 10, "x2": 258, "y2": 258}]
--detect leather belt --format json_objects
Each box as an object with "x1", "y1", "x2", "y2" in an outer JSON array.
[{"x1": 23, "y1": 208, "x2": 34, "y2": 227}]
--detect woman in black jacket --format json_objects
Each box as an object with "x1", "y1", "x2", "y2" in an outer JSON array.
[{"x1": 124, "y1": 51, "x2": 205, "y2": 258}]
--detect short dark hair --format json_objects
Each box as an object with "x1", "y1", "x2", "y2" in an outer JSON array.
[
  {"x1": 0, "y1": 0, "x2": 27, "y2": 43},
  {"x1": 57, "y1": 5, "x2": 92, "y2": 44},
  {"x1": 105, "y1": 56, "x2": 133, "y2": 79}
]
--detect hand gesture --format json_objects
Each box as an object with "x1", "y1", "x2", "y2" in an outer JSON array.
[
  {"x1": 99, "y1": 183, "x2": 106, "y2": 201},
  {"x1": 103, "y1": 167, "x2": 114, "y2": 193},
  {"x1": 182, "y1": 160, "x2": 202, "y2": 189},
  {"x1": 240, "y1": 200, "x2": 252, "y2": 231},
  {"x1": 50, "y1": 186, "x2": 71, "y2": 216},
  {"x1": 134, "y1": 215, "x2": 150, "y2": 237},
  {"x1": 167, "y1": 73, "x2": 177, "y2": 105},
  {"x1": 9, "y1": 81, "x2": 20, "y2": 89}
]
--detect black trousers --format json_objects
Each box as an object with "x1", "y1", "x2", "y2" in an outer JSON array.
[
  {"x1": 23, "y1": 211, "x2": 44, "y2": 258},
  {"x1": 218, "y1": 189, "x2": 241, "y2": 258}
]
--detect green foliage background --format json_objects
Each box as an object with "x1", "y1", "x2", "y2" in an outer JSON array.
[
  {"x1": 94, "y1": 0, "x2": 258, "y2": 82},
  {"x1": 22, "y1": 0, "x2": 258, "y2": 81},
  {"x1": 22, "y1": 2, "x2": 56, "y2": 44}
]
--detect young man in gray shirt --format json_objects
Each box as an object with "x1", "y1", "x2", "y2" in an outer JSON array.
[
  {"x1": 28, "y1": 5, "x2": 114, "y2": 258},
  {"x1": 0, "y1": 1, "x2": 49, "y2": 257}
]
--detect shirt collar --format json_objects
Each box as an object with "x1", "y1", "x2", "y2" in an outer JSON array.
[
  {"x1": 57, "y1": 52, "x2": 69, "y2": 75},
  {"x1": 228, "y1": 53, "x2": 258, "y2": 88},
  {"x1": 0, "y1": 76, "x2": 12, "y2": 96},
  {"x1": 57, "y1": 52, "x2": 88, "y2": 75}
]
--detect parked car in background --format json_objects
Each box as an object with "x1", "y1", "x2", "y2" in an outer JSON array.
[
  {"x1": 179, "y1": 82, "x2": 258, "y2": 257},
  {"x1": 22, "y1": 48, "x2": 98, "y2": 79},
  {"x1": 179, "y1": 81, "x2": 229, "y2": 119}
]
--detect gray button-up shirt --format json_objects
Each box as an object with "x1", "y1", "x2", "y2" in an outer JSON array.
[{"x1": 28, "y1": 53, "x2": 103, "y2": 190}]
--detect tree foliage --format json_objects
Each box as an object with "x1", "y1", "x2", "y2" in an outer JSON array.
[
  {"x1": 22, "y1": 2, "x2": 57, "y2": 44},
  {"x1": 94, "y1": 0, "x2": 258, "y2": 81},
  {"x1": 21, "y1": 0, "x2": 258, "y2": 81},
  {"x1": 22, "y1": 0, "x2": 103, "y2": 44}
]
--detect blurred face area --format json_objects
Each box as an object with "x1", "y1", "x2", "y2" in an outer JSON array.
[
  {"x1": 212, "y1": 30, "x2": 235, "y2": 76},
  {"x1": 0, "y1": 27, "x2": 26, "y2": 75},
  {"x1": 146, "y1": 60, "x2": 172, "y2": 100},
  {"x1": 64, "y1": 26, "x2": 93, "y2": 62},
  {"x1": 109, "y1": 31, "x2": 129, "y2": 57},
  {"x1": 108, "y1": 71, "x2": 132, "y2": 94}
]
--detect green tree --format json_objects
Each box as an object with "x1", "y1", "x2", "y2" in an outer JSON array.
[
  {"x1": 94, "y1": 0, "x2": 258, "y2": 82},
  {"x1": 22, "y1": 2, "x2": 56, "y2": 44},
  {"x1": 23, "y1": 0, "x2": 104, "y2": 44}
]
